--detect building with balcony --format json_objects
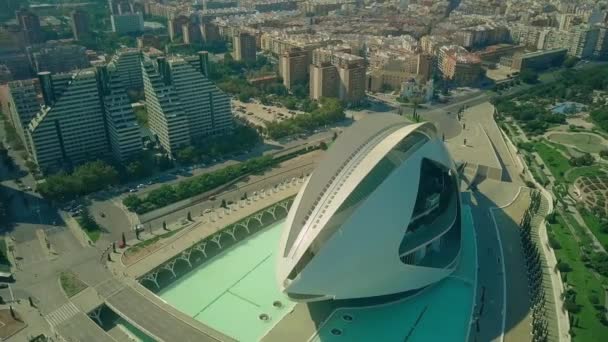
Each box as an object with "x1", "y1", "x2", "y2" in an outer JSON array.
[
  {"x1": 142, "y1": 54, "x2": 233, "y2": 156},
  {"x1": 233, "y1": 32, "x2": 257, "y2": 63}
]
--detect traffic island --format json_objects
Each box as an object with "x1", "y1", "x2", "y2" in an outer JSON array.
[{"x1": 59, "y1": 271, "x2": 88, "y2": 298}]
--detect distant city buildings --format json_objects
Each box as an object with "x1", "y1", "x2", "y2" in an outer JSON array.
[
  {"x1": 438, "y1": 45, "x2": 482, "y2": 86},
  {"x1": 111, "y1": 12, "x2": 144, "y2": 34},
  {"x1": 70, "y1": 9, "x2": 90, "y2": 41},
  {"x1": 510, "y1": 48, "x2": 568, "y2": 72},
  {"x1": 16, "y1": 9, "x2": 43, "y2": 45},
  {"x1": 28, "y1": 43, "x2": 90, "y2": 74},
  {"x1": 233, "y1": 32, "x2": 257, "y2": 63}
]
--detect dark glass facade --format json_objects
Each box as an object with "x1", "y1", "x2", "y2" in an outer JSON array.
[{"x1": 399, "y1": 158, "x2": 461, "y2": 268}]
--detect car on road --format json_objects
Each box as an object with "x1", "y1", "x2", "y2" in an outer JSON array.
[
  {"x1": 129, "y1": 188, "x2": 137, "y2": 193},
  {"x1": 0, "y1": 283, "x2": 8, "y2": 289}
]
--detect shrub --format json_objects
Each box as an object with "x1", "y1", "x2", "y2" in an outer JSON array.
[
  {"x1": 548, "y1": 235, "x2": 561, "y2": 249},
  {"x1": 557, "y1": 261, "x2": 572, "y2": 272}
]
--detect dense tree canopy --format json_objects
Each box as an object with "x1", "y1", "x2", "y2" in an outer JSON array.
[
  {"x1": 265, "y1": 98, "x2": 345, "y2": 139},
  {"x1": 123, "y1": 155, "x2": 276, "y2": 213},
  {"x1": 37, "y1": 160, "x2": 119, "y2": 201}
]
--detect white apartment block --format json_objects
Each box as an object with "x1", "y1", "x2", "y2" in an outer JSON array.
[
  {"x1": 109, "y1": 48, "x2": 144, "y2": 89},
  {"x1": 27, "y1": 70, "x2": 110, "y2": 172},
  {"x1": 99, "y1": 65, "x2": 143, "y2": 161},
  {"x1": 7, "y1": 79, "x2": 39, "y2": 152},
  {"x1": 141, "y1": 54, "x2": 233, "y2": 156}
]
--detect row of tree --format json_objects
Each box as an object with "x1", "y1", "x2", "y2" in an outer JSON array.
[
  {"x1": 123, "y1": 155, "x2": 276, "y2": 214},
  {"x1": 37, "y1": 160, "x2": 120, "y2": 201},
  {"x1": 174, "y1": 125, "x2": 260, "y2": 164},
  {"x1": 265, "y1": 98, "x2": 345, "y2": 139}
]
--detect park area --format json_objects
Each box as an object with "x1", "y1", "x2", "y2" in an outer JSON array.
[
  {"x1": 547, "y1": 215, "x2": 608, "y2": 342},
  {"x1": 546, "y1": 132, "x2": 607, "y2": 154},
  {"x1": 575, "y1": 174, "x2": 608, "y2": 217}
]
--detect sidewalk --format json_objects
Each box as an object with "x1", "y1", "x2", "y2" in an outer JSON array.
[
  {"x1": 109, "y1": 177, "x2": 304, "y2": 279},
  {"x1": 502, "y1": 128, "x2": 571, "y2": 342}
]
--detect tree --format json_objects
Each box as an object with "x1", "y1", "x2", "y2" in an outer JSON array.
[
  {"x1": 163, "y1": 221, "x2": 167, "y2": 230},
  {"x1": 520, "y1": 69, "x2": 539, "y2": 84},
  {"x1": 176, "y1": 146, "x2": 199, "y2": 164},
  {"x1": 291, "y1": 83, "x2": 309, "y2": 98},
  {"x1": 319, "y1": 141, "x2": 328, "y2": 150},
  {"x1": 187, "y1": 211, "x2": 192, "y2": 221},
  {"x1": 221, "y1": 199, "x2": 227, "y2": 208},
  {"x1": 563, "y1": 56, "x2": 579, "y2": 68}
]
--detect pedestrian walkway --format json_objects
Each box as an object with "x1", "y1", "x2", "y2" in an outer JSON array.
[
  {"x1": 115, "y1": 181, "x2": 302, "y2": 279},
  {"x1": 44, "y1": 302, "x2": 79, "y2": 327}
]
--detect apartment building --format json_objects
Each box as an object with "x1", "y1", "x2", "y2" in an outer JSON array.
[
  {"x1": 438, "y1": 45, "x2": 482, "y2": 86},
  {"x1": 260, "y1": 32, "x2": 338, "y2": 61},
  {"x1": 98, "y1": 65, "x2": 142, "y2": 161},
  {"x1": 109, "y1": 48, "x2": 143, "y2": 89},
  {"x1": 142, "y1": 54, "x2": 233, "y2": 155},
  {"x1": 16, "y1": 9, "x2": 43, "y2": 45},
  {"x1": 233, "y1": 32, "x2": 257, "y2": 62},
  {"x1": 111, "y1": 12, "x2": 144, "y2": 34},
  {"x1": 27, "y1": 71, "x2": 110, "y2": 172},
  {"x1": 279, "y1": 48, "x2": 308, "y2": 90},
  {"x1": 367, "y1": 52, "x2": 432, "y2": 92},
  {"x1": 310, "y1": 63, "x2": 339, "y2": 100},
  {"x1": 6, "y1": 79, "x2": 39, "y2": 152},
  {"x1": 310, "y1": 48, "x2": 366, "y2": 104},
  {"x1": 9, "y1": 63, "x2": 143, "y2": 172}
]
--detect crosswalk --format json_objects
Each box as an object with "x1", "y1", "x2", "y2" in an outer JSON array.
[{"x1": 45, "y1": 302, "x2": 80, "y2": 327}]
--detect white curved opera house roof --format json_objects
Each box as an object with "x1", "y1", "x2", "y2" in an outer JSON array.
[{"x1": 276, "y1": 115, "x2": 462, "y2": 302}]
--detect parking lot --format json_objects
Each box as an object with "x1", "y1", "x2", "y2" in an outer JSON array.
[{"x1": 232, "y1": 99, "x2": 304, "y2": 128}]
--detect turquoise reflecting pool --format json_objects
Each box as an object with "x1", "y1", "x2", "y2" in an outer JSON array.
[
  {"x1": 116, "y1": 318, "x2": 156, "y2": 342},
  {"x1": 148, "y1": 205, "x2": 476, "y2": 342},
  {"x1": 312, "y1": 205, "x2": 477, "y2": 341},
  {"x1": 158, "y1": 221, "x2": 295, "y2": 342}
]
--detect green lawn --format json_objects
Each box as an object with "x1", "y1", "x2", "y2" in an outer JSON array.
[
  {"x1": 549, "y1": 215, "x2": 608, "y2": 341},
  {"x1": 547, "y1": 132, "x2": 606, "y2": 153},
  {"x1": 565, "y1": 165, "x2": 607, "y2": 183},
  {"x1": 77, "y1": 210, "x2": 103, "y2": 242},
  {"x1": 59, "y1": 271, "x2": 87, "y2": 298},
  {"x1": 580, "y1": 212, "x2": 608, "y2": 251},
  {"x1": 0, "y1": 238, "x2": 11, "y2": 272},
  {"x1": 133, "y1": 106, "x2": 148, "y2": 127},
  {"x1": 533, "y1": 142, "x2": 571, "y2": 183}
]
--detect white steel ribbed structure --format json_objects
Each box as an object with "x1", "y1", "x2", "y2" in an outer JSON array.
[{"x1": 277, "y1": 115, "x2": 462, "y2": 301}]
